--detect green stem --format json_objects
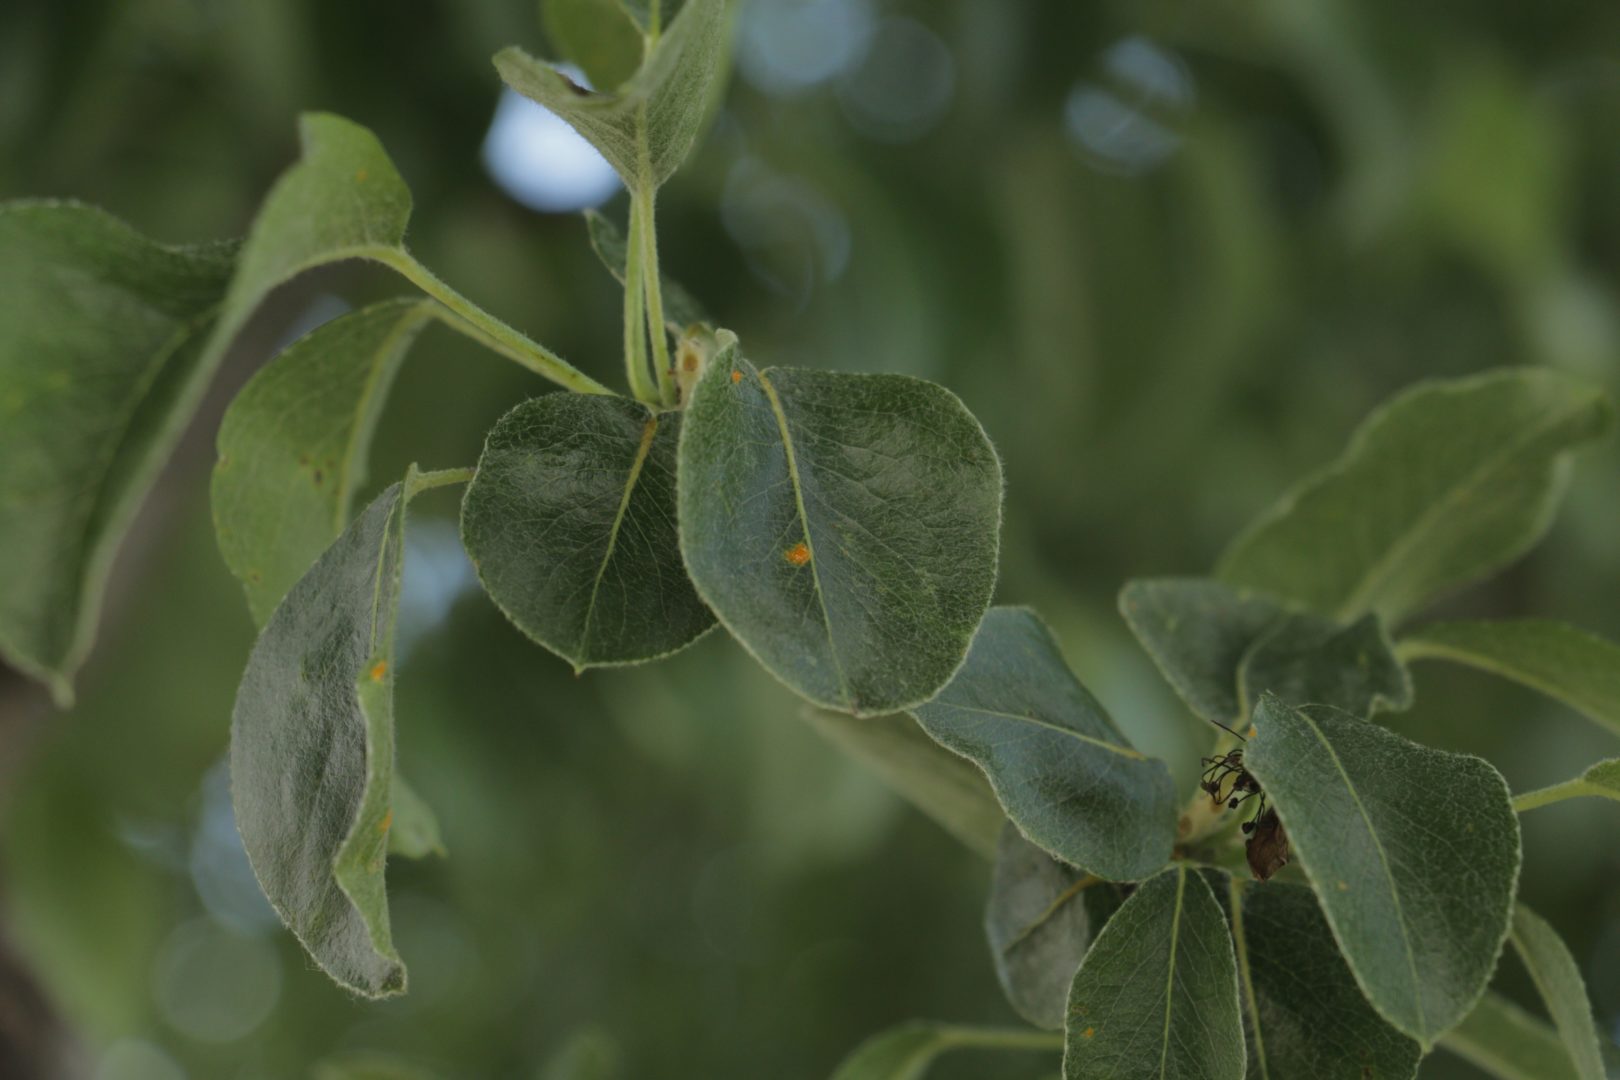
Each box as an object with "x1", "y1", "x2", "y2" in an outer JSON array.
[
  {"x1": 1512, "y1": 779, "x2": 1612, "y2": 813},
  {"x1": 368, "y1": 247, "x2": 613, "y2": 397},
  {"x1": 621, "y1": 198, "x2": 659, "y2": 404},
  {"x1": 648, "y1": 0, "x2": 663, "y2": 40},
  {"x1": 635, "y1": 184, "x2": 677, "y2": 406},
  {"x1": 936, "y1": 1026, "x2": 1064, "y2": 1053},
  {"x1": 407, "y1": 467, "x2": 476, "y2": 497}
]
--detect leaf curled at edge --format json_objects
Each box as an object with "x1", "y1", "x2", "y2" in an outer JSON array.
[
  {"x1": 0, "y1": 201, "x2": 235, "y2": 701},
  {"x1": 1438, "y1": 992, "x2": 1584, "y2": 1080},
  {"x1": 912, "y1": 608, "x2": 1177, "y2": 883},
  {"x1": 1508, "y1": 905, "x2": 1606, "y2": 1080},
  {"x1": 1236, "y1": 611, "x2": 1412, "y2": 720},
  {"x1": 1218, "y1": 368, "x2": 1613, "y2": 626},
  {"x1": 1399, "y1": 618, "x2": 1620, "y2": 738},
  {"x1": 1062, "y1": 865, "x2": 1245, "y2": 1080},
  {"x1": 213, "y1": 298, "x2": 435, "y2": 624},
  {"x1": 678, "y1": 337, "x2": 1003, "y2": 715},
  {"x1": 231, "y1": 467, "x2": 446, "y2": 997},
  {"x1": 541, "y1": 0, "x2": 646, "y2": 91},
  {"x1": 460, "y1": 393, "x2": 714, "y2": 669},
  {"x1": 495, "y1": 0, "x2": 727, "y2": 189},
  {"x1": 1244, "y1": 694, "x2": 1521, "y2": 1046}
]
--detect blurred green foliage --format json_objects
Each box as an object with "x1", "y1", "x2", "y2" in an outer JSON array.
[{"x1": 3, "y1": 0, "x2": 1619, "y2": 1076}]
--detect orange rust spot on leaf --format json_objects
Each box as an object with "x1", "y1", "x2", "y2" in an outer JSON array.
[
  {"x1": 1083, "y1": 1027, "x2": 1095, "y2": 1039},
  {"x1": 355, "y1": 168, "x2": 369, "y2": 182},
  {"x1": 730, "y1": 369, "x2": 743, "y2": 384},
  {"x1": 378, "y1": 809, "x2": 393, "y2": 833},
  {"x1": 784, "y1": 542, "x2": 811, "y2": 567},
  {"x1": 369, "y1": 661, "x2": 388, "y2": 682}
]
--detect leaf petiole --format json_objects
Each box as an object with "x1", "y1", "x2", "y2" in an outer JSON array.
[
  {"x1": 620, "y1": 197, "x2": 660, "y2": 403},
  {"x1": 406, "y1": 467, "x2": 476, "y2": 497}
]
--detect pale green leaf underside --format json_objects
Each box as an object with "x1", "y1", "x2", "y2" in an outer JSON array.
[
  {"x1": 1119, "y1": 577, "x2": 1287, "y2": 727},
  {"x1": 1062, "y1": 866, "x2": 1244, "y2": 1080},
  {"x1": 461, "y1": 393, "x2": 713, "y2": 668},
  {"x1": 1400, "y1": 619, "x2": 1620, "y2": 738},
  {"x1": 678, "y1": 342, "x2": 1002, "y2": 715},
  {"x1": 0, "y1": 201, "x2": 235, "y2": 701},
  {"x1": 829, "y1": 1023, "x2": 1060, "y2": 1080},
  {"x1": 541, "y1": 0, "x2": 646, "y2": 91},
  {"x1": 213, "y1": 298, "x2": 434, "y2": 624},
  {"x1": 495, "y1": 0, "x2": 726, "y2": 188},
  {"x1": 1218, "y1": 368, "x2": 1613, "y2": 625},
  {"x1": 231, "y1": 472, "x2": 420, "y2": 997},
  {"x1": 799, "y1": 709, "x2": 1004, "y2": 859},
  {"x1": 913, "y1": 608, "x2": 1177, "y2": 882},
  {"x1": 985, "y1": 825, "x2": 1092, "y2": 1031},
  {"x1": 1509, "y1": 905, "x2": 1606, "y2": 1080},
  {"x1": 387, "y1": 774, "x2": 446, "y2": 860},
  {"x1": 1438, "y1": 993, "x2": 1583, "y2": 1080},
  {"x1": 1237, "y1": 611, "x2": 1412, "y2": 720},
  {"x1": 1245, "y1": 695, "x2": 1521, "y2": 1045},
  {"x1": 583, "y1": 208, "x2": 709, "y2": 328},
  {"x1": 1221, "y1": 876, "x2": 1420, "y2": 1080}
]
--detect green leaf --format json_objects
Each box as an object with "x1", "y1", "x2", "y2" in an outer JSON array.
[
  {"x1": 1237, "y1": 612, "x2": 1412, "y2": 719},
  {"x1": 1220, "y1": 875, "x2": 1420, "y2": 1080},
  {"x1": 1508, "y1": 905, "x2": 1606, "y2": 1080},
  {"x1": 461, "y1": 393, "x2": 713, "y2": 669},
  {"x1": 984, "y1": 825, "x2": 1094, "y2": 1030},
  {"x1": 1399, "y1": 619, "x2": 1620, "y2": 738},
  {"x1": 230, "y1": 470, "x2": 428, "y2": 997},
  {"x1": 583, "y1": 208, "x2": 708, "y2": 329},
  {"x1": 1513, "y1": 758, "x2": 1620, "y2": 812},
  {"x1": 799, "y1": 710, "x2": 1005, "y2": 859},
  {"x1": 542, "y1": 0, "x2": 646, "y2": 91},
  {"x1": 912, "y1": 608, "x2": 1177, "y2": 882},
  {"x1": 1062, "y1": 866, "x2": 1244, "y2": 1080},
  {"x1": 829, "y1": 1023, "x2": 1061, "y2": 1080},
  {"x1": 1244, "y1": 694, "x2": 1521, "y2": 1045},
  {"x1": 1118, "y1": 578, "x2": 1288, "y2": 728},
  {"x1": 213, "y1": 299, "x2": 435, "y2": 624},
  {"x1": 678, "y1": 339, "x2": 1002, "y2": 715},
  {"x1": 0, "y1": 201, "x2": 235, "y2": 701},
  {"x1": 387, "y1": 774, "x2": 446, "y2": 860},
  {"x1": 1218, "y1": 369, "x2": 1613, "y2": 625},
  {"x1": 495, "y1": 0, "x2": 727, "y2": 190},
  {"x1": 1438, "y1": 992, "x2": 1583, "y2": 1080}
]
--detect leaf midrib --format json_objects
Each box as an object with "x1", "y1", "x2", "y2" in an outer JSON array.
[
  {"x1": 577, "y1": 413, "x2": 660, "y2": 663},
  {"x1": 1158, "y1": 867, "x2": 1187, "y2": 1079},
  {"x1": 1227, "y1": 878, "x2": 1270, "y2": 1080},
  {"x1": 1335, "y1": 395, "x2": 1596, "y2": 621},
  {"x1": 933, "y1": 703, "x2": 1145, "y2": 761},
  {"x1": 757, "y1": 370, "x2": 853, "y2": 705},
  {"x1": 1292, "y1": 709, "x2": 1427, "y2": 1035}
]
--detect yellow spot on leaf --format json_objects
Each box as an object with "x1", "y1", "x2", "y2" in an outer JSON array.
[
  {"x1": 1247, "y1": 725, "x2": 1257, "y2": 738},
  {"x1": 369, "y1": 661, "x2": 388, "y2": 682},
  {"x1": 730, "y1": 369, "x2": 743, "y2": 384},
  {"x1": 784, "y1": 542, "x2": 811, "y2": 567},
  {"x1": 378, "y1": 809, "x2": 393, "y2": 834},
  {"x1": 1336, "y1": 880, "x2": 1349, "y2": 891},
  {"x1": 1083, "y1": 1027, "x2": 1095, "y2": 1039},
  {"x1": 355, "y1": 168, "x2": 369, "y2": 182}
]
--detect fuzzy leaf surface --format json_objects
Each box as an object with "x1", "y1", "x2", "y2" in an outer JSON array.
[
  {"x1": 1220, "y1": 876, "x2": 1420, "y2": 1079},
  {"x1": 985, "y1": 825, "x2": 1093, "y2": 1030},
  {"x1": 1400, "y1": 619, "x2": 1620, "y2": 737},
  {"x1": 1218, "y1": 369, "x2": 1613, "y2": 624},
  {"x1": 1062, "y1": 866, "x2": 1244, "y2": 1080},
  {"x1": 1118, "y1": 578, "x2": 1286, "y2": 727},
  {"x1": 1237, "y1": 612, "x2": 1412, "y2": 719},
  {"x1": 231, "y1": 473, "x2": 421, "y2": 997},
  {"x1": 1244, "y1": 694, "x2": 1521, "y2": 1045},
  {"x1": 912, "y1": 608, "x2": 1176, "y2": 882},
  {"x1": 213, "y1": 299, "x2": 433, "y2": 624},
  {"x1": 800, "y1": 710, "x2": 1004, "y2": 858},
  {"x1": 462, "y1": 394, "x2": 712, "y2": 668},
  {"x1": 0, "y1": 201, "x2": 235, "y2": 699},
  {"x1": 495, "y1": 0, "x2": 726, "y2": 188},
  {"x1": 679, "y1": 343, "x2": 1001, "y2": 714},
  {"x1": 1509, "y1": 905, "x2": 1605, "y2": 1080}
]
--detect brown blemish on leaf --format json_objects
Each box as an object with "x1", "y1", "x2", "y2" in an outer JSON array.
[
  {"x1": 313, "y1": 469, "x2": 324, "y2": 485},
  {"x1": 355, "y1": 168, "x2": 368, "y2": 182},
  {"x1": 1082, "y1": 1027, "x2": 1095, "y2": 1039},
  {"x1": 784, "y1": 542, "x2": 811, "y2": 566},
  {"x1": 377, "y1": 809, "x2": 393, "y2": 833},
  {"x1": 369, "y1": 660, "x2": 388, "y2": 682}
]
